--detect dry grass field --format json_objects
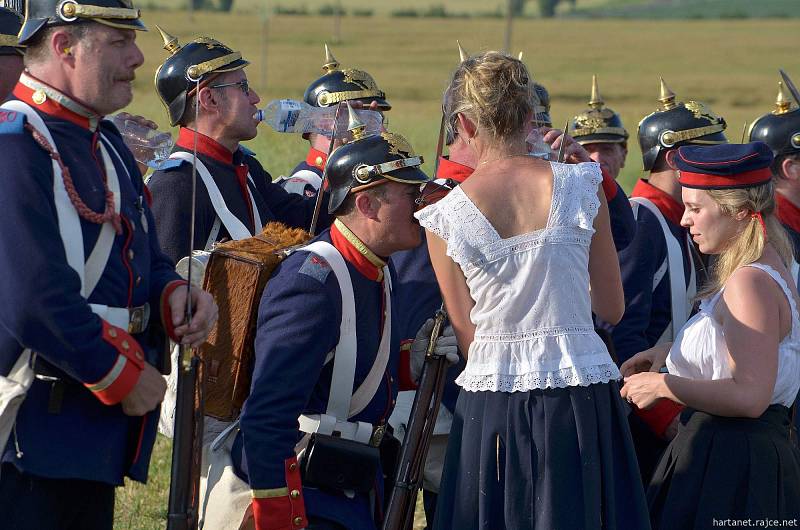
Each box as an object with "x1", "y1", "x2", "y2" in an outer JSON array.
[{"x1": 113, "y1": 10, "x2": 799, "y2": 529}]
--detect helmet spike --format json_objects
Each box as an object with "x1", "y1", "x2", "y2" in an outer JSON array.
[
  {"x1": 346, "y1": 102, "x2": 366, "y2": 141},
  {"x1": 775, "y1": 81, "x2": 793, "y2": 115},
  {"x1": 518, "y1": 51, "x2": 524, "y2": 61},
  {"x1": 457, "y1": 40, "x2": 468, "y2": 63},
  {"x1": 323, "y1": 43, "x2": 340, "y2": 73},
  {"x1": 658, "y1": 77, "x2": 677, "y2": 110},
  {"x1": 588, "y1": 74, "x2": 604, "y2": 109},
  {"x1": 156, "y1": 25, "x2": 181, "y2": 55}
]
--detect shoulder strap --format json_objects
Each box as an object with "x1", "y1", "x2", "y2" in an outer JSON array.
[
  {"x1": 743, "y1": 263, "x2": 800, "y2": 333},
  {"x1": 630, "y1": 196, "x2": 694, "y2": 341},
  {"x1": 1, "y1": 101, "x2": 121, "y2": 300},
  {"x1": 246, "y1": 173, "x2": 263, "y2": 233},
  {"x1": 168, "y1": 151, "x2": 252, "y2": 241}
]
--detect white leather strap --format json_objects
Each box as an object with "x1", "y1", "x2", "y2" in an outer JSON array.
[
  {"x1": 631, "y1": 197, "x2": 695, "y2": 342},
  {"x1": 792, "y1": 259, "x2": 799, "y2": 288},
  {"x1": 297, "y1": 241, "x2": 392, "y2": 444},
  {"x1": 169, "y1": 152, "x2": 262, "y2": 242},
  {"x1": 302, "y1": 241, "x2": 358, "y2": 421},
  {"x1": 205, "y1": 217, "x2": 222, "y2": 251}
]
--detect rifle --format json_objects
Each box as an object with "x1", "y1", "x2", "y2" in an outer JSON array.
[
  {"x1": 382, "y1": 307, "x2": 449, "y2": 530},
  {"x1": 167, "y1": 76, "x2": 205, "y2": 530}
]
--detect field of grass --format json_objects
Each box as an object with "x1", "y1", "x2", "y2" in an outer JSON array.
[{"x1": 113, "y1": 12, "x2": 798, "y2": 527}]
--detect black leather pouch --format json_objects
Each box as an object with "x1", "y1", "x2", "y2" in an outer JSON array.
[{"x1": 300, "y1": 433, "x2": 380, "y2": 494}]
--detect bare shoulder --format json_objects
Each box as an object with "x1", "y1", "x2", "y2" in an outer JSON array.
[{"x1": 721, "y1": 266, "x2": 784, "y2": 322}]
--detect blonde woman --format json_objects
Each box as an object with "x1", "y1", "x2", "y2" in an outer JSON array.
[
  {"x1": 416, "y1": 51, "x2": 649, "y2": 530},
  {"x1": 621, "y1": 142, "x2": 800, "y2": 528}
]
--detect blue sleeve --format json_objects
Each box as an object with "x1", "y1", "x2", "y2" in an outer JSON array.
[
  {"x1": 240, "y1": 256, "x2": 340, "y2": 490},
  {"x1": 606, "y1": 182, "x2": 636, "y2": 252},
  {"x1": 0, "y1": 133, "x2": 137, "y2": 385},
  {"x1": 607, "y1": 209, "x2": 663, "y2": 364}
]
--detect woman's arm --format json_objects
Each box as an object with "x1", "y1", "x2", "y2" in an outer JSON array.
[
  {"x1": 589, "y1": 188, "x2": 625, "y2": 324},
  {"x1": 426, "y1": 231, "x2": 476, "y2": 357},
  {"x1": 623, "y1": 267, "x2": 781, "y2": 418}
]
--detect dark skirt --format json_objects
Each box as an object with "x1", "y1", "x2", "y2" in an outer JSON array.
[
  {"x1": 648, "y1": 405, "x2": 800, "y2": 530},
  {"x1": 433, "y1": 381, "x2": 650, "y2": 530}
]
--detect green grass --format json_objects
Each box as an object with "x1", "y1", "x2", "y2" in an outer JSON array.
[{"x1": 566, "y1": 0, "x2": 800, "y2": 18}]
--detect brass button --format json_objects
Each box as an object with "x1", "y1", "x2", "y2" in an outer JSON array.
[
  {"x1": 108, "y1": 328, "x2": 118, "y2": 338},
  {"x1": 388, "y1": 376, "x2": 393, "y2": 384},
  {"x1": 136, "y1": 276, "x2": 142, "y2": 286},
  {"x1": 121, "y1": 340, "x2": 130, "y2": 350},
  {"x1": 293, "y1": 517, "x2": 303, "y2": 526},
  {"x1": 127, "y1": 249, "x2": 135, "y2": 260},
  {"x1": 289, "y1": 489, "x2": 300, "y2": 498},
  {"x1": 32, "y1": 89, "x2": 46, "y2": 105},
  {"x1": 314, "y1": 156, "x2": 324, "y2": 168},
  {"x1": 288, "y1": 462, "x2": 297, "y2": 471},
  {"x1": 135, "y1": 351, "x2": 143, "y2": 360}
]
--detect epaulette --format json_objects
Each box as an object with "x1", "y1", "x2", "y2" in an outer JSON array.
[
  {"x1": 0, "y1": 109, "x2": 26, "y2": 135},
  {"x1": 240, "y1": 145, "x2": 256, "y2": 157},
  {"x1": 153, "y1": 158, "x2": 187, "y2": 171},
  {"x1": 298, "y1": 252, "x2": 331, "y2": 284}
]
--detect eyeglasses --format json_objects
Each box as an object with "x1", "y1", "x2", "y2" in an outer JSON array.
[{"x1": 209, "y1": 79, "x2": 250, "y2": 96}]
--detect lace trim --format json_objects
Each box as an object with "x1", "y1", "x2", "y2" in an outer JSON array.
[
  {"x1": 474, "y1": 325, "x2": 596, "y2": 342},
  {"x1": 550, "y1": 162, "x2": 602, "y2": 231},
  {"x1": 457, "y1": 363, "x2": 621, "y2": 392}
]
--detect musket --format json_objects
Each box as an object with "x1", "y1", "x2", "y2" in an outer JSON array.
[
  {"x1": 780, "y1": 69, "x2": 800, "y2": 107},
  {"x1": 167, "y1": 77, "x2": 205, "y2": 530},
  {"x1": 382, "y1": 307, "x2": 449, "y2": 530},
  {"x1": 741, "y1": 121, "x2": 749, "y2": 144},
  {"x1": 383, "y1": 112, "x2": 449, "y2": 530},
  {"x1": 309, "y1": 103, "x2": 345, "y2": 236}
]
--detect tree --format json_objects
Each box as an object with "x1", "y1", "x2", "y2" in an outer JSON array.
[{"x1": 538, "y1": 0, "x2": 559, "y2": 17}]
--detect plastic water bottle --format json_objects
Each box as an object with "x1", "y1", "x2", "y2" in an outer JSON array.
[
  {"x1": 110, "y1": 114, "x2": 174, "y2": 169},
  {"x1": 525, "y1": 128, "x2": 555, "y2": 160},
  {"x1": 254, "y1": 99, "x2": 383, "y2": 138}
]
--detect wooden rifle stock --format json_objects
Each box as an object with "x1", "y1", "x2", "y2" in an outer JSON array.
[
  {"x1": 167, "y1": 347, "x2": 204, "y2": 530},
  {"x1": 382, "y1": 308, "x2": 449, "y2": 530}
]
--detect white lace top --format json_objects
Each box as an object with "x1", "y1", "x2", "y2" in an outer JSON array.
[
  {"x1": 667, "y1": 263, "x2": 800, "y2": 407},
  {"x1": 415, "y1": 161, "x2": 620, "y2": 392}
]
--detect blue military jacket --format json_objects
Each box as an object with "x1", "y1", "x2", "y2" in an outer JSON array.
[
  {"x1": 236, "y1": 222, "x2": 410, "y2": 530},
  {"x1": 606, "y1": 179, "x2": 696, "y2": 364},
  {"x1": 289, "y1": 146, "x2": 326, "y2": 180},
  {"x1": 148, "y1": 128, "x2": 332, "y2": 264},
  {"x1": 0, "y1": 76, "x2": 181, "y2": 485}
]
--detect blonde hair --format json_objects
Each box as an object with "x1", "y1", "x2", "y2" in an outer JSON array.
[
  {"x1": 698, "y1": 180, "x2": 793, "y2": 298},
  {"x1": 443, "y1": 51, "x2": 537, "y2": 144}
]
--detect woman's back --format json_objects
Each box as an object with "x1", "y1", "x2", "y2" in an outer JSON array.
[{"x1": 417, "y1": 160, "x2": 620, "y2": 391}]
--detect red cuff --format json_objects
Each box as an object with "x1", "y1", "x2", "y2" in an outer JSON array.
[
  {"x1": 398, "y1": 339, "x2": 417, "y2": 391},
  {"x1": 634, "y1": 398, "x2": 684, "y2": 439},
  {"x1": 252, "y1": 456, "x2": 307, "y2": 530},
  {"x1": 601, "y1": 167, "x2": 618, "y2": 201},
  {"x1": 161, "y1": 280, "x2": 188, "y2": 342},
  {"x1": 85, "y1": 321, "x2": 145, "y2": 405}
]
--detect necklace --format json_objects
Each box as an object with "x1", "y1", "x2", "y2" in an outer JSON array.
[{"x1": 478, "y1": 152, "x2": 529, "y2": 166}]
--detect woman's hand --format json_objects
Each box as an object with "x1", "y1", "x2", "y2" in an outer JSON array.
[
  {"x1": 619, "y1": 343, "x2": 671, "y2": 377},
  {"x1": 621, "y1": 372, "x2": 668, "y2": 409}
]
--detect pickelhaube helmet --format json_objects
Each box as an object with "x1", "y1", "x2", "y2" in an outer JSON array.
[
  {"x1": 19, "y1": 0, "x2": 146, "y2": 46},
  {"x1": 327, "y1": 104, "x2": 429, "y2": 214},
  {"x1": 748, "y1": 80, "x2": 800, "y2": 159},
  {"x1": 0, "y1": 7, "x2": 23, "y2": 56},
  {"x1": 154, "y1": 27, "x2": 250, "y2": 126},
  {"x1": 569, "y1": 75, "x2": 628, "y2": 146},
  {"x1": 637, "y1": 78, "x2": 727, "y2": 171},
  {"x1": 304, "y1": 45, "x2": 390, "y2": 111}
]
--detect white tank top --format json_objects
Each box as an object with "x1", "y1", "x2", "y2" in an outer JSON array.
[{"x1": 666, "y1": 263, "x2": 800, "y2": 407}]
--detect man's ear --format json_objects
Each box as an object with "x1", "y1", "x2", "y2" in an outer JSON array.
[
  {"x1": 52, "y1": 30, "x2": 76, "y2": 66},
  {"x1": 781, "y1": 156, "x2": 800, "y2": 182},
  {"x1": 354, "y1": 191, "x2": 380, "y2": 220},
  {"x1": 197, "y1": 86, "x2": 221, "y2": 115}
]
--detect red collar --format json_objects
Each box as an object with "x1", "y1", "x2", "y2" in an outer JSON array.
[
  {"x1": 13, "y1": 72, "x2": 102, "y2": 130},
  {"x1": 306, "y1": 147, "x2": 327, "y2": 171},
  {"x1": 631, "y1": 179, "x2": 685, "y2": 226},
  {"x1": 436, "y1": 156, "x2": 473, "y2": 183},
  {"x1": 776, "y1": 193, "x2": 800, "y2": 235},
  {"x1": 330, "y1": 220, "x2": 386, "y2": 282},
  {"x1": 176, "y1": 128, "x2": 235, "y2": 165}
]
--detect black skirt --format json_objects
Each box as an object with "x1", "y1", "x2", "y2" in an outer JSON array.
[
  {"x1": 648, "y1": 405, "x2": 800, "y2": 529},
  {"x1": 433, "y1": 381, "x2": 650, "y2": 530}
]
